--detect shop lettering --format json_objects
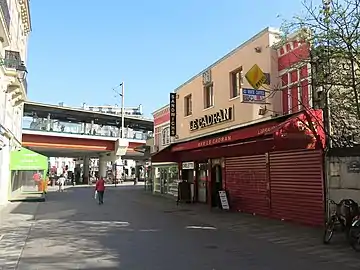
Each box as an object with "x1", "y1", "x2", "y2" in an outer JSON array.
[
  {"x1": 190, "y1": 107, "x2": 233, "y2": 131},
  {"x1": 169, "y1": 93, "x2": 177, "y2": 136},
  {"x1": 197, "y1": 135, "x2": 232, "y2": 147},
  {"x1": 257, "y1": 125, "x2": 277, "y2": 135}
]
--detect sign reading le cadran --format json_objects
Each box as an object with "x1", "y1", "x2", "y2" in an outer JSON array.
[{"x1": 190, "y1": 107, "x2": 233, "y2": 131}]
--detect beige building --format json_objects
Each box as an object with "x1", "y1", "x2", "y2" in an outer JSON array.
[{"x1": 174, "y1": 27, "x2": 282, "y2": 141}]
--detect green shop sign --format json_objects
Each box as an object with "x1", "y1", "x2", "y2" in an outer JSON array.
[{"x1": 10, "y1": 147, "x2": 48, "y2": 171}]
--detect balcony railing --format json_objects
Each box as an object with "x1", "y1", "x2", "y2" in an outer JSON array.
[
  {"x1": 4, "y1": 50, "x2": 27, "y2": 94},
  {"x1": 0, "y1": 0, "x2": 10, "y2": 32},
  {"x1": 4, "y1": 50, "x2": 21, "y2": 69}
]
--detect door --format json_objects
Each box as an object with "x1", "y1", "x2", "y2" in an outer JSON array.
[
  {"x1": 225, "y1": 155, "x2": 270, "y2": 216},
  {"x1": 269, "y1": 149, "x2": 324, "y2": 226},
  {"x1": 211, "y1": 165, "x2": 223, "y2": 207},
  {"x1": 197, "y1": 163, "x2": 208, "y2": 203}
]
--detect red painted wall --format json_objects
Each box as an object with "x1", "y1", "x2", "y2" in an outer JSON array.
[
  {"x1": 278, "y1": 40, "x2": 311, "y2": 115},
  {"x1": 154, "y1": 112, "x2": 170, "y2": 126},
  {"x1": 278, "y1": 42, "x2": 310, "y2": 71},
  {"x1": 153, "y1": 106, "x2": 170, "y2": 127}
]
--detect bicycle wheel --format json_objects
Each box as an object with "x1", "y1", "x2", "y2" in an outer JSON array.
[
  {"x1": 349, "y1": 218, "x2": 360, "y2": 252},
  {"x1": 323, "y1": 217, "x2": 336, "y2": 244}
]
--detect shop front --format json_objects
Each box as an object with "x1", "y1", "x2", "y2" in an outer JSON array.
[
  {"x1": 10, "y1": 147, "x2": 48, "y2": 196},
  {"x1": 151, "y1": 163, "x2": 179, "y2": 196},
  {"x1": 152, "y1": 110, "x2": 326, "y2": 226}
]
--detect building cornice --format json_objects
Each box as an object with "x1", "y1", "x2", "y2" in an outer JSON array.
[
  {"x1": 19, "y1": 0, "x2": 31, "y2": 34},
  {"x1": 152, "y1": 104, "x2": 170, "y2": 117}
]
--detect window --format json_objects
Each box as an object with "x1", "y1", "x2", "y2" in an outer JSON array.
[
  {"x1": 184, "y1": 94, "x2": 192, "y2": 116},
  {"x1": 204, "y1": 84, "x2": 214, "y2": 109},
  {"x1": 230, "y1": 68, "x2": 242, "y2": 98},
  {"x1": 154, "y1": 127, "x2": 161, "y2": 147},
  {"x1": 162, "y1": 127, "x2": 170, "y2": 145}
]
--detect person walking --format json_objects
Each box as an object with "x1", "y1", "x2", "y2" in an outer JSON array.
[
  {"x1": 95, "y1": 177, "x2": 106, "y2": 205},
  {"x1": 58, "y1": 174, "x2": 66, "y2": 192}
]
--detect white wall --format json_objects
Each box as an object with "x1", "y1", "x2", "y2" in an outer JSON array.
[{"x1": 0, "y1": 0, "x2": 31, "y2": 205}]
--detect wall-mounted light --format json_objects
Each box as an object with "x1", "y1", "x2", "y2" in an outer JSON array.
[
  {"x1": 254, "y1": 46, "x2": 262, "y2": 53},
  {"x1": 258, "y1": 107, "x2": 267, "y2": 116},
  {"x1": 16, "y1": 61, "x2": 28, "y2": 81}
]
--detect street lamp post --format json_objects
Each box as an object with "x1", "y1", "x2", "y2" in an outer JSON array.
[
  {"x1": 113, "y1": 82, "x2": 125, "y2": 138},
  {"x1": 120, "y1": 82, "x2": 125, "y2": 139},
  {"x1": 112, "y1": 82, "x2": 125, "y2": 187}
]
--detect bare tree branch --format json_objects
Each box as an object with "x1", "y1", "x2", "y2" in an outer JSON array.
[{"x1": 277, "y1": 0, "x2": 360, "y2": 148}]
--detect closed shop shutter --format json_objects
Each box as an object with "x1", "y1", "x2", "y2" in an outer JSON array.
[
  {"x1": 269, "y1": 149, "x2": 324, "y2": 226},
  {"x1": 225, "y1": 155, "x2": 269, "y2": 216}
]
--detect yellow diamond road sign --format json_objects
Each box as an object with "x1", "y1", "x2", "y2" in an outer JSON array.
[{"x1": 245, "y1": 64, "x2": 267, "y2": 89}]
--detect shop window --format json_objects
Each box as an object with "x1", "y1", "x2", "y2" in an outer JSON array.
[
  {"x1": 230, "y1": 67, "x2": 242, "y2": 98},
  {"x1": 204, "y1": 84, "x2": 214, "y2": 109},
  {"x1": 154, "y1": 127, "x2": 161, "y2": 147},
  {"x1": 184, "y1": 94, "x2": 192, "y2": 116}
]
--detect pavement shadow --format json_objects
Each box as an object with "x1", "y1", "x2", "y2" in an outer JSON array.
[{"x1": 15, "y1": 185, "x2": 161, "y2": 269}]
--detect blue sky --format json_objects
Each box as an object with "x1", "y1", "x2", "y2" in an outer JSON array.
[{"x1": 27, "y1": 0, "x2": 305, "y2": 117}]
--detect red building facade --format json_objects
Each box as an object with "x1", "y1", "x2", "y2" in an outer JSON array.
[
  {"x1": 277, "y1": 36, "x2": 312, "y2": 115},
  {"x1": 152, "y1": 105, "x2": 170, "y2": 152}
]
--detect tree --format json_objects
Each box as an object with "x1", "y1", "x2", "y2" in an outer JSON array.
[{"x1": 280, "y1": 0, "x2": 360, "y2": 148}]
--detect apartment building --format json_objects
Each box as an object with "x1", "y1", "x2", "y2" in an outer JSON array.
[
  {"x1": 152, "y1": 27, "x2": 326, "y2": 227},
  {"x1": 0, "y1": 0, "x2": 31, "y2": 205}
]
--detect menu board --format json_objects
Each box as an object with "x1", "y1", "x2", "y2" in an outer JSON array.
[{"x1": 218, "y1": 191, "x2": 229, "y2": 210}]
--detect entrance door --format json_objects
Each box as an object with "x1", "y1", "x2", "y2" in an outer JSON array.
[
  {"x1": 197, "y1": 163, "x2": 208, "y2": 203},
  {"x1": 211, "y1": 165, "x2": 222, "y2": 207}
]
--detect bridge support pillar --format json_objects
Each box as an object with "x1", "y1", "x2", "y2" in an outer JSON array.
[
  {"x1": 99, "y1": 156, "x2": 107, "y2": 178},
  {"x1": 114, "y1": 156, "x2": 123, "y2": 182},
  {"x1": 83, "y1": 156, "x2": 90, "y2": 184}
]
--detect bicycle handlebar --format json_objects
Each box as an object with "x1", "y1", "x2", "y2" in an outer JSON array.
[{"x1": 328, "y1": 199, "x2": 354, "y2": 208}]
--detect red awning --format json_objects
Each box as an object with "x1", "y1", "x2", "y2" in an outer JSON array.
[
  {"x1": 151, "y1": 109, "x2": 324, "y2": 162},
  {"x1": 264, "y1": 109, "x2": 325, "y2": 149},
  {"x1": 171, "y1": 114, "x2": 298, "y2": 152},
  {"x1": 171, "y1": 109, "x2": 324, "y2": 153},
  {"x1": 150, "y1": 144, "x2": 178, "y2": 163}
]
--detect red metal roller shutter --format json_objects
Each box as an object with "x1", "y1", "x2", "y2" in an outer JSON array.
[
  {"x1": 225, "y1": 155, "x2": 269, "y2": 216},
  {"x1": 269, "y1": 149, "x2": 324, "y2": 226}
]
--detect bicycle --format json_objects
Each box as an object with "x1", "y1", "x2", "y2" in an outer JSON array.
[{"x1": 323, "y1": 199, "x2": 359, "y2": 244}]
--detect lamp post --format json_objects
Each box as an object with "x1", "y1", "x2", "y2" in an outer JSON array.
[
  {"x1": 113, "y1": 82, "x2": 125, "y2": 187},
  {"x1": 113, "y1": 82, "x2": 125, "y2": 138},
  {"x1": 120, "y1": 82, "x2": 125, "y2": 139}
]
